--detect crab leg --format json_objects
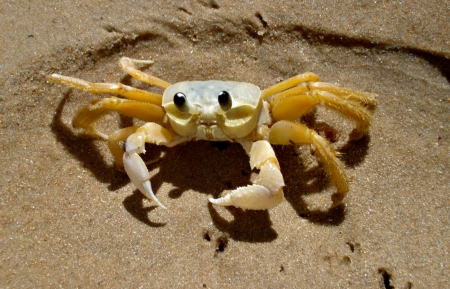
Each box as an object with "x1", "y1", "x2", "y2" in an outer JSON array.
[
  {"x1": 209, "y1": 140, "x2": 285, "y2": 210},
  {"x1": 308, "y1": 82, "x2": 377, "y2": 107},
  {"x1": 261, "y1": 72, "x2": 321, "y2": 99},
  {"x1": 107, "y1": 126, "x2": 140, "y2": 170},
  {"x1": 72, "y1": 97, "x2": 165, "y2": 139},
  {"x1": 123, "y1": 123, "x2": 187, "y2": 209},
  {"x1": 269, "y1": 120, "x2": 348, "y2": 204},
  {"x1": 263, "y1": 73, "x2": 376, "y2": 138},
  {"x1": 119, "y1": 57, "x2": 171, "y2": 89},
  {"x1": 48, "y1": 74, "x2": 163, "y2": 104},
  {"x1": 270, "y1": 84, "x2": 375, "y2": 137}
]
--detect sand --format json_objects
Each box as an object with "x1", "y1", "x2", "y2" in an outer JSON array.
[{"x1": 1, "y1": 0, "x2": 449, "y2": 288}]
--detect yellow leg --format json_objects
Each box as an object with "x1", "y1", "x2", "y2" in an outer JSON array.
[
  {"x1": 308, "y1": 82, "x2": 377, "y2": 107},
  {"x1": 268, "y1": 81, "x2": 376, "y2": 137},
  {"x1": 107, "y1": 126, "x2": 140, "y2": 170},
  {"x1": 261, "y1": 72, "x2": 321, "y2": 99},
  {"x1": 269, "y1": 86, "x2": 320, "y2": 121},
  {"x1": 269, "y1": 120, "x2": 348, "y2": 204},
  {"x1": 48, "y1": 73, "x2": 163, "y2": 105},
  {"x1": 313, "y1": 90, "x2": 373, "y2": 136},
  {"x1": 119, "y1": 57, "x2": 171, "y2": 89},
  {"x1": 73, "y1": 97, "x2": 165, "y2": 139}
]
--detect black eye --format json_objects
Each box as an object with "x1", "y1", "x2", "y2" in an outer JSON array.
[
  {"x1": 173, "y1": 92, "x2": 188, "y2": 112},
  {"x1": 218, "y1": 91, "x2": 232, "y2": 111}
]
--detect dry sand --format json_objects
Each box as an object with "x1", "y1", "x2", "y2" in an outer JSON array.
[{"x1": 1, "y1": 1, "x2": 449, "y2": 288}]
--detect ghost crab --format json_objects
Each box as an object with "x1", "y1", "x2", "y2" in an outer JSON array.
[{"x1": 49, "y1": 57, "x2": 376, "y2": 210}]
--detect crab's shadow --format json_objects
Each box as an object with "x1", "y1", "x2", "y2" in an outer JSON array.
[
  {"x1": 51, "y1": 90, "x2": 371, "y2": 240},
  {"x1": 275, "y1": 146, "x2": 348, "y2": 225},
  {"x1": 50, "y1": 90, "x2": 130, "y2": 190}
]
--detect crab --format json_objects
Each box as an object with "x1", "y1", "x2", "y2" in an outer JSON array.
[{"x1": 49, "y1": 57, "x2": 376, "y2": 210}]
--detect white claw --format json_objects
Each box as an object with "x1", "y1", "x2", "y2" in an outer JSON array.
[
  {"x1": 209, "y1": 185, "x2": 283, "y2": 210},
  {"x1": 123, "y1": 151, "x2": 167, "y2": 209},
  {"x1": 210, "y1": 140, "x2": 285, "y2": 210}
]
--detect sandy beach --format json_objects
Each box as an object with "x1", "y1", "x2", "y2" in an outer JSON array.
[{"x1": 1, "y1": 1, "x2": 449, "y2": 288}]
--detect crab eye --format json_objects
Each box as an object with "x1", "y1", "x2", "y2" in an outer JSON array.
[
  {"x1": 174, "y1": 92, "x2": 188, "y2": 112},
  {"x1": 218, "y1": 91, "x2": 232, "y2": 111}
]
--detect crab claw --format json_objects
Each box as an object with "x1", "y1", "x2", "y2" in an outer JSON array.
[
  {"x1": 209, "y1": 140, "x2": 284, "y2": 210},
  {"x1": 122, "y1": 123, "x2": 176, "y2": 209},
  {"x1": 123, "y1": 151, "x2": 167, "y2": 209},
  {"x1": 209, "y1": 184, "x2": 283, "y2": 210}
]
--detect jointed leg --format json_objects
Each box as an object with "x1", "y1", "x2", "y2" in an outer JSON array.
[
  {"x1": 72, "y1": 97, "x2": 165, "y2": 139},
  {"x1": 262, "y1": 73, "x2": 375, "y2": 107},
  {"x1": 267, "y1": 80, "x2": 376, "y2": 137},
  {"x1": 209, "y1": 140, "x2": 285, "y2": 210},
  {"x1": 269, "y1": 120, "x2": 348, "y2": 204},
  {"x1": 308, "y1": 82, "x2": 377, "y2": 107},
  {"x1": 107, "y1": 126, "x2": 140, "y2": 170},
  {"x1": 108, "y1": 125, "x2": 169, "y2": 171},
  {"x1": 269, "y1": 85, "x2": 320, "y2": 121},
  {"x1": 48, "y1": 73, "x2": 163, "y2": 104},
  {"x1": 311, "y1": 90, "x2": 374, "y2": 137},
  {"x1": 119, "y1": 57, "x2": 171, "y2": 90},
  {"x1": 261, "y1": 72, "x2": 321, "y2": 99}
]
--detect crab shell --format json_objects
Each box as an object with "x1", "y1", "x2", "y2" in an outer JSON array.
[{"x1": 163, "y1": 81, "x2": 262, "y2": 140}]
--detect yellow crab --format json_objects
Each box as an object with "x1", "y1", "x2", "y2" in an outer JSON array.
[{"x1": 49, "y1": 57, "x2": 376, "y2": 210}]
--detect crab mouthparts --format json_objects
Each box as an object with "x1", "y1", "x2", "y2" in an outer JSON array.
[
  {"x1": 196, "y1": 106, "x2": 222, "y2": 125},
  {"x1": 195, "y1": 121, "x2": 229, "y2": 141},
  {"x1": 199, "y1": 119, "x2": 218, "y2": 125}
]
